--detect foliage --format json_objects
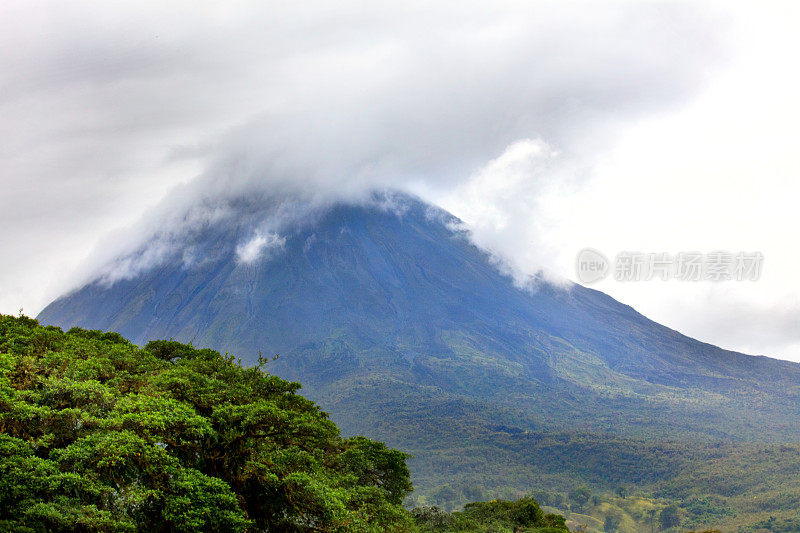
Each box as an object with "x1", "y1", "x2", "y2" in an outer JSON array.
[
  {"x1": 659, "y1": 504, "x2": 682, "y2": 529},
  {"x1": 0, "y1": 315, "x2": 414, "y2": 532},
  {"x1": 569, "y1": 486, "x2": 592, "y2": 512},
  {"x1": 412, "y1": 497, "x2": 568, "y2": 532},
  {"x1": 603, "y1": 508, "x2": 623, "y2": 532},
  {"x1": 682, "y1": 496, "x2": 734, "y2": 523},
  {"x1": 741, "y1": 516, "x2": 800, "y2": 532},
  {"x1": 399, "y1": 416, "x2": 800, "y2": 531},
  {"x1": 3, "y1": 312, "x2": 798, "y2": 531}
]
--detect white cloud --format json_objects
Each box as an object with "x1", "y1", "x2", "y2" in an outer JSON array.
[
  {"x1": 434, "y1": 139, "x2": 569, "y2": 288},
  {"x1": 5, "y1": 1, "x2": 800, "y2": 363},
  {"x1": 476, "y1": 1, "x2": 800, "y2": 361},
  {"x1": 0, "y1": 0, "x2": 724, "y2": 313},
  {"x1": 235, "y1": 233, "x2": 286, "y2": 265}
]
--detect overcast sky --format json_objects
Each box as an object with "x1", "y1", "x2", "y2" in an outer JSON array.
[{"x1": 2, "y1": 1, "x2": 800, "y2": 361}]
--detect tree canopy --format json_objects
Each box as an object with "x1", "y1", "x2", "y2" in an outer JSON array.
[
  {"x1": 412, "y1": 498, "x2": 567, "y2": 532},
  {"x1": 0, "y1": 315, "x2": 413, "y2": 532}
]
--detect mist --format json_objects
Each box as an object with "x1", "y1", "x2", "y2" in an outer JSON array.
[
  {"x1": 1, "y1": 1, "x2": 725, "y2": 292},
  {"x1": 9, "y1": 2, "x2": 800, "y2": 360}
]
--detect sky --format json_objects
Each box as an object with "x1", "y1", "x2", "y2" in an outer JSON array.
[{"x1": 1, "y1": 1, "x2": 799, "y2": 361}]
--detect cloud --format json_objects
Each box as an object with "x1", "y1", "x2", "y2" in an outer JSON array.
[
  {"x1": 37, "y1": 0, "x2": 721, "y2": 286},
  {"x1": 435, "y1": 138, "x2": 567, "y2": 287},
  {"x1": 236, "y1": 232, "x2": 286, "y2": 264},
  {"x1": 180, "y1": 2, "x2": 724, "y2": 208},
  {"x1": 4, "y1": 1, "x2": 768, "y2": 356}
]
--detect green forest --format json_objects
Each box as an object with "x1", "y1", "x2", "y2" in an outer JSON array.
[
  {"x1": 0, "y1": 314, "x2": 568, "y2": 532},
  {"x1": 2, "y1": 314, "x2": 800, "y2": 532}
]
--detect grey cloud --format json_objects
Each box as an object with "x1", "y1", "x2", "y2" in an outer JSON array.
[
  {"x1": 0, "y1": 1, "x2": 728, "y2": 313},
  {"x1": 671, "y1": 292, "x2": 800, "y2": 359},
  {"x1": 158, "y1": 0, "x2": 729, "y2": 252}
]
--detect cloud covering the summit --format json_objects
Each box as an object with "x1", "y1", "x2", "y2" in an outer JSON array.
[{"x1": 3, "y1": 1, "x2": 800, "y2": 360}]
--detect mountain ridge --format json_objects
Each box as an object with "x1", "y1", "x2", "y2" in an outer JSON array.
[{"x1": 38, "y1": 192, "x2": 800, "y2": 442}]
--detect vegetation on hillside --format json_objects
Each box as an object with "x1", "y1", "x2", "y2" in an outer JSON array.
[
  {"x1": 4, "y1": 313, "x2": 800, "y2": 531},
  {"x1": 34, "y1": 199, "x2": 800, "y2": 530},
  {"x1": 0, "y1": 314, "x2": 568, "y2": 532}
]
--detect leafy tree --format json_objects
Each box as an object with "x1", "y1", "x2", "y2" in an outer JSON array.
[
  {"x1": 659, "y1": 504, "x2": 681, "y2": 529},
  {"x1": 604, "y1": 508, "x2": 623, "y2": 532},
  {"x1": 462, "y1": 485, "x2": 484, "y2": 502},
  {"x1": 529, "y1": 490, "x2": 567, "y2": 509},
  {"x1": 431, "y1": 485, "x2": 459, "y2": 510},
  {"x1": 411, "y1": 506, "x2": 454, "y2": 530},
  {"x1": 414, "y1": 496, "x2": 568, "y2": 532},
  {"x1": 569, "y1": 486, "x2": 592, "y2": 512},
  {"x1": 0, "y1": 315, "x2": 414, "y2": 532}
]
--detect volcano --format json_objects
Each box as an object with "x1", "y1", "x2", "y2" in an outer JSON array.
[{"x1": 38, "y1": 192, "x2": 800, "y2": 502}]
